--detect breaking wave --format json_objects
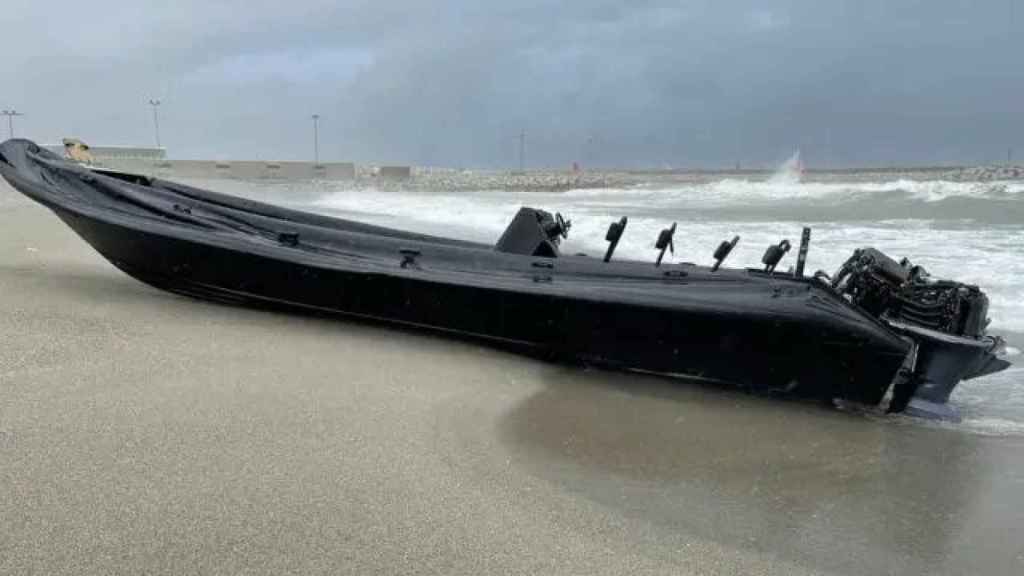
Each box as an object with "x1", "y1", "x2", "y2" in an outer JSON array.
[{"x1": 562, "y1": 179, "x2": 1024, "y2": 225}]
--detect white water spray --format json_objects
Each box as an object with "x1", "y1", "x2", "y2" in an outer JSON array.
[{"x1": 770, "y1": 150, "x2": 804, "y2": 184}]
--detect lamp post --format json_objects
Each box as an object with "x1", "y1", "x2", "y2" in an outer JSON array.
[
  {"x1": 148, "y1": 99, "x2": 162, "y2": 149},
  {"x1": 1, "y1": 109, "x2": 24, "y2": 138},
  {"x1": 518, "y1": 128, "x2": 525, "y2": 172},
  {"x1": 312, "y1": 114, "x2": 320, "y2": 166}
]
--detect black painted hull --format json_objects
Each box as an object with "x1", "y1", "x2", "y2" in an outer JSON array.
[{"x1": 1, "y1": 139, "x2": 912, "y2": 406}]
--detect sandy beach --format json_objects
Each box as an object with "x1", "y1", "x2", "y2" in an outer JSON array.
[{"x1": 2, "y1": 178, "x2": 1023, "y2": 575}]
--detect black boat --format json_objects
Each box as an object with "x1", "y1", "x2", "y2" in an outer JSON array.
[{"x1": 0, "y1": 139, "x2": 1010, "y2": 420}]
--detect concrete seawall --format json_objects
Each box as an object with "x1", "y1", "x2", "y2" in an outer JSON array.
[{"x1": 97, "y1": 158, "x2": 356, "y2": 180}]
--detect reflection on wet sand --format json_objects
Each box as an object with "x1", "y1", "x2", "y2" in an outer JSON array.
[{"x1": 500, "y1": 367, "x2": 1024, "y2": 575}]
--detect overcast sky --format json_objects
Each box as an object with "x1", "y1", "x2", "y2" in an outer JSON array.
[{"x1": 1, "y1": 1, "x2": 1020, "y2": 168}]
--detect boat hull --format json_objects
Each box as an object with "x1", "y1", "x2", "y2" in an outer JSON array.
[
  {"x1": 51, "y1": 202, "x2": 907, "y2": 406},
  {"x1": 2, "y1": 138, "x2": 912, "y2": 407}
]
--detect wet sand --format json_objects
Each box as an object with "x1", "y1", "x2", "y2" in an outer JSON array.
[{"x1": 2, "y1": 180, "x2": 1023, "y2": 575}]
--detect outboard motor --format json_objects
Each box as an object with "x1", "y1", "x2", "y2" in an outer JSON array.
[
  {"x1": 495, "y1": 207, "x2": 570, "y2": 258},
  {"x1": 830, "y1": 248, "x2": 991, "y2": 334},
  {"x1": 830, "y1": 247, "x2": 1009, "y2": 419}
]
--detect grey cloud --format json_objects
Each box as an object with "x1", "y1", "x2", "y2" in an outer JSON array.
[{"x1": 1, "y1": 0, "x2": 1020, "y2": 167}]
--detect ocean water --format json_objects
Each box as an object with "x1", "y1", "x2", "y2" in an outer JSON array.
[{"x1": 206, "y1": 172, "x2": 1024, "y2": 434}]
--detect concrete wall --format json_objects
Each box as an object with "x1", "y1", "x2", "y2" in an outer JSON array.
[
  {"x1": 99, "y1": 159, "x2": 356, "y2": 181},
  {"x1": 378, "y1": 166, "x2": 412, "y2": 180},
  {"x1": 44, "y1": 144, "x2": 166, "y2": 161}
]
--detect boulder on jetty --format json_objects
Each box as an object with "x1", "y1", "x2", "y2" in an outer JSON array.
[
  {"x1": 943, "y1": 165, "x2": 1024, "y2": 182},
  {"x1": 353, "y1": 166, "x2": 635, "y2": 192}
]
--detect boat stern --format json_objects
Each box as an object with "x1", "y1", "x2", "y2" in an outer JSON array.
[{"x1": 887, "y1": 323, "x2": 1011, "y2": 421}]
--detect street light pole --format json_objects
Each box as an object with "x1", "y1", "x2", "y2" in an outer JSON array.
[
  {"x1": 518, "y1": 128, "x2": 525, "y2": 172},
  {"x1": 1, "y1": 109, "x2": 24, "y2": 138},
  {"x1": 148, "y1": 99, "x2": 162, "y2": 149},
  {"x1": 312, "y1": 114, "x2": 320, "y2": 165}
]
